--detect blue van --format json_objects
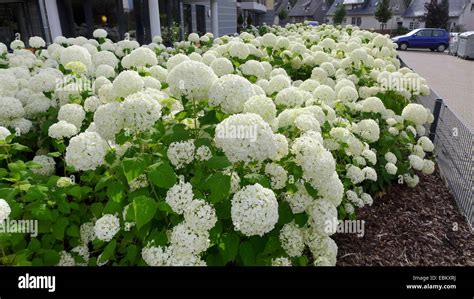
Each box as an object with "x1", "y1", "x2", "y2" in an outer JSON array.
[{"x1": 392, "y1": 28, "x2": 450, "y2": 52}]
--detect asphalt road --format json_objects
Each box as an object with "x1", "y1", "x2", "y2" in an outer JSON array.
[{"x1": 397, "y1": 49, "x2": 474, "y2": 130}]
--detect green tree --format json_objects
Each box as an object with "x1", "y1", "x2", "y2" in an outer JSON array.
[
  {"x1": 278, "y1": 8, "x2": 288, "y2": 20},
  {"x1": 424, "y1": 0, "x2": 449, "y2": 29},
  {"x1": 333, "y1": 4, "x2": 346, "y2": 25},
  {"x1": 375, "y1": 0, "x2": 393, "y2": 30}
]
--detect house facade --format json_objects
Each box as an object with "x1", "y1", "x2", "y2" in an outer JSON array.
[
  {"x1": 325, "y1": 0, "x2": 406, "y2": 30},
  {"x1": 288, "y1": 0, "x2": 328, "y2": 24},
  {"x1": 0, "y1": 0, "x2": 238, "y2": 47},
  {"x1": 403, "y1": 0, "x2": 474, "y2": 31}
]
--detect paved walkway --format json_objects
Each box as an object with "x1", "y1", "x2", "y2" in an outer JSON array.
[{"x1": 397, "y1": 50, "x2": 474, "y2": 130}]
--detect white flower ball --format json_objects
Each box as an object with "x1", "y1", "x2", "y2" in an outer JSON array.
[
  {"x1": 65, "y1": 132, "x2": 109, "y2": 171},
  {"x1": 113, "y1": 70, "x2": 144, "y2": 98},
  {"x1": 0, "y1": 198, "x2": 11, "y2": 222},
  {"x1": 58, "y1": 103, "x2": 85, "y2": 130},
  {"x1": 94, "y1": 214, "x2": 120, "y2": 242},
  {"x1": 215, "y1": 113, "x2": 277, "y2": 163},
  {"x1": 32, "y1": 155, "x2": 56, "y2": 176},
  {"x1": 48, "y1": 120, "x2": 78, "y2": 139},
  {"x1": 208, "y1": 74, "x2": 256, "y2": 114},
  {"x1": 231, "y1": 184, "x2": 279, "y2": 237},
  {"x1": 167, "y1": 60, "x2": 217, "y2": 101}
]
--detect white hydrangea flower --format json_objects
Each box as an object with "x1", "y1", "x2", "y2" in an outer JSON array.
[
  {"x1": 275, "y1": 87, "x2": 305, "y2": 108},
  {"x1": 166, "y1": 180, "x2": 194, "y2": 215},
  {"x1": 264, "y1": 162, "x2": 288, "y2": 190},
  {"x1": 48, "y1": 120, "x2": 78, "y2": 139},
  {"x1": 307, "y1": 199, "x2": 338, "y2": 235},
  {"x1": 122, "y1": 92, "x2": 162, "y2": 132},
  {"x1": 208, "y1": 74, "x2": 256, "y2": 114},
  {"x1": 183, "y1": 199, "x2": 217, "y2": 232},
  {"x1": 384, "y1": 151, "x2": 397, "y2": 164},
  {"x1": 346, "y1": 165, "x2": 365, "y2": 184},
  {"x1": 65, "y1": 132, "x2": 109, "y2": 171},
  {"x1": 58, "y1": 103, "x2": 85, "y2": 130},
  {"x1": 243, "y1": 95, "x2": 276, "y2": 124},
  {"x1": 362, "y1": 166, "x2": 377, "y2": 181},
  {"x1": 408, "y1": 154, "x2": 424, "y2": 171},
  {"x1": 229, "y1": 42, "x2": 250, "y2": 60},
  {"x1": 215, "y1": 113, "x2": 277, "y2": 164},
  {"x1": 167, "y1": 60, "x2": 217, "y2": 101},
  {"x1": 417, "y1": 136, "x2": 434, "y2": 152},
  {"x1": 112, "y1": 70, "x2": 144, "y2": 98},
  {"x1": 422, "y1": 159, "x2": 435, "y2": 174},
  {"x1": 31, "y1": 155, "x2": 56, "y2": 176},
  {"x1": 352, "y1": 119, "x2": 380, "y2": 143},
  {"x1": 0, "y1": 97, "x2": 25, "y2": 120},
  {"x1": 195, "y1": 145, "x2": 212, "y2": 162},
  {"x1": 402, "y1": 103, "x2": 428, "y2": 125},
  {"x1": 279, "y1": 221, "x2": 305, "y2": 257},
  {"x1": 210, "y1": 57, "x2": 234, "y2": 77},
  {"x1": 93, "y1": 102, "x2": 125, "y2": 141},
  {"x1": 57, "y1": 251, "x2": 75, "y2": 266},
  {"x1": 167, "y1": 140, "x2": 195, "y2": 169},
  {"x1": 94, "y1": 214, "x2": 120, "y2": 242},
  {"x1": 385, "y1": 162, "x2": 398, "y2": 175},
  {"x1": 0, "y1": 198, "x2": 11, "y2": 222},
  {"x1": 231, "y1": 183, "x2": 278, "y2": 237},
  {"x1": 170, "y1": 222, "x2": 210, "y2": 255},
  {"x1": 272, "y1": 257, "x2": 292, "y2": 266}
]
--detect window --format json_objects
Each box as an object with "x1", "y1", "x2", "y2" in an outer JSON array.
[
  {"x1": 433, "y1": 30, "x2": 444, "y2": 37},
  {"x1": 409, "y1": 20, "x2": 419, "y2": 30},
  {"x1": 351, "y1": 17, "x2": 356, "y2": 25},
  {"x1": 417, "y1": 30, "x2": 433, "y2": 37},
  {"x1": 357, "y1": 17, "x2": 361, "y2": 26}
]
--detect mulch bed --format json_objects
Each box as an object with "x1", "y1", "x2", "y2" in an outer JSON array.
[{"x1": 334, "y1": 169, "x2": 474, "y2": 266}]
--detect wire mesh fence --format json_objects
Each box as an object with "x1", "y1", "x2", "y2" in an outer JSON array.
[{"x1": 400, "y1": 57, "x2": 473, "y2": 231}]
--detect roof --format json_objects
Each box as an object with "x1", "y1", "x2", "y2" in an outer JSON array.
[
  {"x1": 273, "y1": 0, "x2": 290, "y2": 12},
  {"x1": 326, "y1": 0, "x2": 407, "y2": 16},
  {"x1": 288, "y1": 0, "x2": 325, "y2": 17},
  {"x1": 403, "y1": 0, "x2": 470, "y2": 18}
]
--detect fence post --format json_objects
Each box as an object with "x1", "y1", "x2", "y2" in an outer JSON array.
[{"x1": 429, "y1": 98, "x2": 443, "y2": 142}]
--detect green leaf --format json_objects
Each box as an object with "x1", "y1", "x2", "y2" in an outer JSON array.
[
  {"x1": 42, "y1": 249, "x2": 60, "y2": 266},
  {"x1": 205, "y1": 173, "x2": 230, "y2": 204},
  {"x1": 278, "y1": 201, "x2": 293, "y2": 225},
  {"x1": 126, "y1": 245, "x2": 138, "y2": 265},
  {"x1": 148, "y1": 162, "x2": 177, "y2": 189},
  {"x1": 156, "y1": 201, "x2": 174, "y2": 214},
  {"x1": 133, "y1": 196, "x2": 158, "y2": 229},
  {"x1": 107, "y1": 180, "x2": 124, "y2": 203},
  {"x1": 52, "y1": 217, "x2": 69, "y2": 240},
  {"x1": 122, "y1": 157, "x2": 146, "y2": 183},
  {"x1": 205, "y1": 156, "x2": 231, "y2": 169},
  {"x1": 294, "y1": 213, "x2": 309, "y2": 227},
  {"x1": 243, "y1": 173, "x2": 271, "y2": 188},
  {"x1": 239, "y1": 241, "x2": 256, "y2": 266},
  {"x1": 220, "y1": 233, "x2": 240, "y2": 264},
  {"x1": 95, "y1": 176, "x2": 112, "y2": 192},
  {"x1": 98, "y1": 240, "x2": 117, "y2": 264},
  {"x1": 66, "y1": 186, "x2": 82, "y2": 200}
]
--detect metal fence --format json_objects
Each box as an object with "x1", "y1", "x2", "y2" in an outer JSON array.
[{"x1": 399, "y1": 58, "x2": 474, "y2": 231}]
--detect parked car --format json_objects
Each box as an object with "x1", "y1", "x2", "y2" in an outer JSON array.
[{"x1": 391, "y1": 28, "x2": 449, "y2": 52}]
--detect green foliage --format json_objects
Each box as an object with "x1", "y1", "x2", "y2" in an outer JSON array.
[
  {"x1": 333, "y1": 4, "x2": 346, "y2": 25},
  {"x1": 375, "y1": 0, "x2": 393, "y2": 29}
]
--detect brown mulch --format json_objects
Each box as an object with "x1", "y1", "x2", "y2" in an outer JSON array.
[{"x1": 334, "y1": 169, "x2": 474, "y2": 266}]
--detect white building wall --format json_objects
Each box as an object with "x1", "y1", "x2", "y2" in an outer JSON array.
[
  {"x1": 459, "y1": 1, "x2": 474, "y2": 31},
  {"x1": 329, "y1": 14, "x2": 403, "y2": 30}
]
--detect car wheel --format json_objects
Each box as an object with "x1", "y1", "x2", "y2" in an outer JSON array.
[
  {"x1": 437, "y1": 44, "x2": 446, "y2": 52},
  {"x1": 399, "y1": 43, "x2": 408, "y2": 51}
]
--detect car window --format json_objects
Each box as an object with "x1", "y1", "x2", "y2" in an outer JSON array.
[
  {"x1": 416, "y1": 30, "x2": 433, "y2": 37},
  {"x1": 433, "y1": 30, "x2": 445, "y2": 37}
]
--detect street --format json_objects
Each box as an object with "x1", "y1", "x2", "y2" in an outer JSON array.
[{"x1": 397, "y1": 49, "x2": 474, "y2": 130}]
